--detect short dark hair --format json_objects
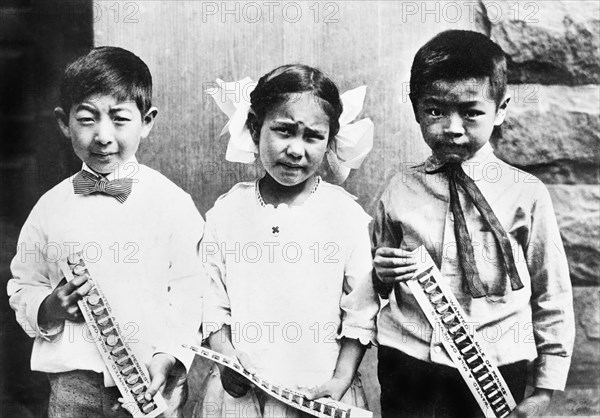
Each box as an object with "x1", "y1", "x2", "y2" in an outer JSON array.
[
  {"x1": 248, "y1": 64, "x2": 343, "y2": 146},
  {"x1": 59, "y1": 46, "x2": 153, "y2": 118},
  {"x1": 409, "y1": 30, "x2": 507, "y2": 109}
]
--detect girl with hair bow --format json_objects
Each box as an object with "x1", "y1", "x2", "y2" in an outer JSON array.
[{"x1": 199, "y1": 64, "x2": 379, "y2": 418}]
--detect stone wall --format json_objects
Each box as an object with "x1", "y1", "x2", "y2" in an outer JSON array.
[{"x1": 481, "y1": 1, "x2": 600, "y2": 414}]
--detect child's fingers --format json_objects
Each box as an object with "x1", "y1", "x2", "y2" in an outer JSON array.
[
  {"x1": 376, "y1": 247, "x2": 419, "y2": 259},
  {"x1": 376, "y1": 264, "x2": 420, "y2": 284},
  {"x1": 396, "y1": 271, "x2": 419, "y2": 282},
  {"x1": 376, "y1": 265, "x2": 419, "y2": 277},
  {"x1": 144, "y1": 353, "x2": 175, "y2": 401},
  {"x1": 304, "y1": 384, "x2": 329, "y2": 401},
  {"x1": 115, "y1": 397, "x2": 137, "y2": 416},
  {"x1": 144, "y1": 372, "x2": 167, "y2": 401},
  {"x1": 382, "y1": 265, "x2": 419, "y2": 278},
  {"x1": 374, "y1": 256, "x2": 416, "y2": 268}
]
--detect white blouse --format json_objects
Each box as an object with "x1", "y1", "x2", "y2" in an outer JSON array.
[{"x1": 202, "y1": 179, "x2": 378, "y2": 388}]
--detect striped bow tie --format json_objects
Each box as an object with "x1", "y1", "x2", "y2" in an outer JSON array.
[{"x1": 72, "y1": 170, "x2": 133, "y2": 203}]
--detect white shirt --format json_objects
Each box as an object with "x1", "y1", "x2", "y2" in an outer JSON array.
[
  {"x1": 7, "y1": 159, "x2": 205, "y2": 386},
  {"x1": 202, "y1": 180, "x2": 379, "y2": 388}
]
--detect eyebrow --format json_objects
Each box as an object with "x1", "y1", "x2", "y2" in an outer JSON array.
[
  {"x1": 74, "y1": 103, "x2": 134, "y2": 114},
  {"x1": 271, "y1": 119, "x2": 327, "y2": 134},
  {"x1": 109, "y1": 105, "x2": 133, "y2": 114},
  {"x1": 75, "y1": 103, "x2": 98, "y2": 114},
  {"x1": 422, "y1": 98, "x2": 484, "y2": 107}
]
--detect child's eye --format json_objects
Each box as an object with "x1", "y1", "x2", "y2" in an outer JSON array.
[
  {"x1": 306, "y1": 133, "x2": 325, "y2": 141},
  {"x1": 465, "y1": 110, "x2": 484, "y2": 118},
  {"x1": 76, "y1": 117, "x2": 95, "y2": 125},
  {"x1": 427, "y1": 108, "x2": 442, "y2": 117},
  {"x1": 114, "y1": 117, "x2": 131, "y2": 123},
  {"x1": 272, "y1": 127, "x2": 292, "y2": 136}
]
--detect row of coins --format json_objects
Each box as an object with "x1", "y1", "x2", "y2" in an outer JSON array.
[
  {"x1": 67, "y1": 253, "x2": 158, "y2": 416},
  {"x1": 414, "y1": 268, "x2": 511, "y2": 418},
  {"x1": 195, "y1": 347, "x2": 349, "y2": 418}
]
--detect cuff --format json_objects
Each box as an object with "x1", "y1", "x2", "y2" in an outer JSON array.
[
  {"x1": 154, "y1": 344, "x2": 195, "y2": 373},
  {"x1": 337, "y1": 324, "x2": 376, "y2": 346},
  {"x1": 26, "y1": 289, "x2": 64, "y2": 341},
  {"x1": 533, "y1": 354, "x2": 572, "y2": 391}
]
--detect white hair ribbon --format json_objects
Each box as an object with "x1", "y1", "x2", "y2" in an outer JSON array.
[
  {"x1": 208, "y1": 77, "x2": 258, "y2": 164},
  {"x1": 209, "y1": 78, "x2": 374, "y2": 182}
]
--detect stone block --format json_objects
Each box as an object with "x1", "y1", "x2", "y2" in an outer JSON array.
[
  {"x1": 548, "y1": 185, "x2": 600, "y2": 285},
  {"x1": 492, "y1": 85, "x2": 599, "y2": 184},
  {"x1": 568, "y1": 287, "x2": 600, "y2": 386},
  {"x1": 479, "y1": 0, "x2": 600, "y2": 84}
]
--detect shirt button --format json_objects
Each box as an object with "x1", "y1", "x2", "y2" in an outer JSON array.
[{"x1": 434, "y1": 345, "x2": 442, "y2": 353}]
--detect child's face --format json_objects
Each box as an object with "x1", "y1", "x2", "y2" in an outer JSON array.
[
  {"x1": 415, "y1": 77, "x2": 508, "y2": 163},
  {"x1": 256, "y1": 92, "x2": 330, "y2": 187},
  {"x1": 55, "y1": 94, "x2": 156, "y2": 174}
]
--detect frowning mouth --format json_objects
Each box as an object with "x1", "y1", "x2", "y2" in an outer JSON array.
[
  {"x1": 92, "y1": 152, "x2": 116, "y2": 157},
  {"x1": 280, "y1": 162, "x2": 303, "y2": 169}
]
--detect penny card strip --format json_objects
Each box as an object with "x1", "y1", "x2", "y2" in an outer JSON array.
[
  {"x1": 58, "y1": 252, "x2": 167, "y2": 417},
  {"x1": 406, "y1": 246, "x2": 516, "y2": 418},
  {"x1": 184, "y1": 344, "x2": 373, "y2": 418}
]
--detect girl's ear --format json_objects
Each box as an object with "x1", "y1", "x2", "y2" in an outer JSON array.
[
  {"x1": 247, "y1": 110, "x2": 260, "y2": 144},
  {"x1": 54, "y1": 107, "x2": 71, "y2": 139},
  {"x1": 141, "y1": 107, "x2": 158, "y2": 139}
]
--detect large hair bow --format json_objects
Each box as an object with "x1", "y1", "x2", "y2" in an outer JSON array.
[{"x1": 208, "y1": 78, "x2": 374, "y2": 182}]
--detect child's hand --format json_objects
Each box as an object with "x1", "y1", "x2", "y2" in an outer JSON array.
[
  {"x1": 303, "y1": 376, "x2": 351, "y2": 402},
  {"x1": 144, "y1": 353, "x2": 179, "y2": 401},
  {"x1": 373, "y1": 247, "x2": 419, "y2": 283},
  {"x1": 116, "y1": 353, "x2": 184, "y2": 415},
  {"x1": 38, "y1": 276, "x2": 92, "y2": 326},
  {"x1": 508, "y1": 388, "x2": 553, "y2": 417},
  {"x1": 220, "y1": 350, "x2": 256, "y2": 398}
]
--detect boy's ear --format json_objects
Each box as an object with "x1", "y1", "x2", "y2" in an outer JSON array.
[
  {"x1": 54, "y1": 107, "x2": 71, "y2": 139},
  {"x1": 494, "y1": 95, "x2": 511, "y2": 126},
  {"x1": 140, "y1": 106, "x2": 158, "y2": 139}
]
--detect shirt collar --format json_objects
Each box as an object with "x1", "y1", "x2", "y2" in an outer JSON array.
[
  {"x1": 461, "y1": 142, "x2": 495, "y2": 181},
  {"x1": 81, "y1": 156, "x2": 139, "y2": 181}
]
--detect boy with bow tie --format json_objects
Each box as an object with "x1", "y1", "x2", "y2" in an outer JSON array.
[
  {"x1": 372, "y1": 30, "x2": 574, "y2": 417},
  {"x1": 7, "y1": 46, "x2": 204, "y2": 417}
]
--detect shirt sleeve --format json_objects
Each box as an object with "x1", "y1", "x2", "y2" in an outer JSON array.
[
  {"x1": 371, "y1": 190, "x2": 403, "y2": 298},
  {"x1": 338, "y1": 210, "x2": 379, "y2": 346},
  {"x1": 199, "y1": 212, "x2": 232, "y2": 341},
  {"x1": 154, "y1": 194, "x2": 206, "y2": 371},
  {"x1": 526, "y1": 185, "x2": 575, "y2": 391},
  {"x1": 7, "y1": 203, "x2": 64, "y2": 341}
]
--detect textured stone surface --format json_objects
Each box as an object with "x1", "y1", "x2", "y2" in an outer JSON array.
[
  {"x1": 568, "y1": 287, "x2": 600, "y2": 386},
  {"x1": 548, "y1": 185, "x2": 600, "y2": 285},
  {"x1": 479, "y1": 0, "x2": 600, "y2": 85},
  {"x1": 492, "y1": 85, "x2": 600, "y2": 184},
  {"x1": 546, "y1": 386, "x2": 600, "y2": 416}
]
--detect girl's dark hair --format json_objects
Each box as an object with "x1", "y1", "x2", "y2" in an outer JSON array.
[
  {"x1": 248, "y1": 64, "x2": 343, "y2": 145},
  {"x1": 60, "y1": 46, "x2": 153, "y2": 118}
]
